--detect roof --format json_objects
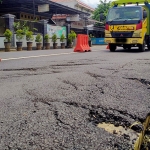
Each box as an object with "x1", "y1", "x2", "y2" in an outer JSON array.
[
  {"x1": 76, "y1": 0, "x2": 95, "y2": 11},
  {"x1": 51, "y1": 0, "x2": 95, "y2": 12},
  {"x1": 0, "y1": 0, "x2": 90, "y2": 17},
  {"x1": 52, "y1": 14, "x2": 69, "y2": 19}
]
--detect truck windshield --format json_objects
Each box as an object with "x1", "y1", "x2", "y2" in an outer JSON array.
[{"x1": 107, "y1": 7, "x2": 142, "y2": 22}]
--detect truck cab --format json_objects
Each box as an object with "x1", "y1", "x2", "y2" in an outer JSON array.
[{"x1": 103, "y1": 0, "x2": 150, "y2": 52}]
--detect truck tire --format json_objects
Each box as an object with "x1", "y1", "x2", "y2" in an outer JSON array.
[
  {"x1": 138, "y1": 40, "x2": 145, "y2": 52},
  {"x1": 147, "y1": 45, "x2": 150, "y2": 50},
  {"x1": 146, "y1": 38, "x2": 150, "y2": 50},
  {"x1": 109, "y1": 44, "x2": 116, "y2": 52}
]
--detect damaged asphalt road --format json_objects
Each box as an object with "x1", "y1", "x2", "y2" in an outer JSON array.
[{"x1": 0, "y1": 46, "x2": 150, "y2": 150}]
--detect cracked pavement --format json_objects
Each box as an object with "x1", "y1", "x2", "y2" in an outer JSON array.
[{"x1": 0, "y1": 46, "x2": 150, "y2": 150}]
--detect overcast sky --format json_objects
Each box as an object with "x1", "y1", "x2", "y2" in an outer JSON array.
[
  {"x1": 81, "y1": 0, "x2": 111, "y2": 8},
  {"x1": 81, "y1": 0, "x2": 99, "y2": 8}
]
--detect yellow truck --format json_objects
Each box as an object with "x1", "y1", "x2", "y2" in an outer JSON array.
[{"x1": 101, "y1": 0, "x2": 150, "y2": 52}]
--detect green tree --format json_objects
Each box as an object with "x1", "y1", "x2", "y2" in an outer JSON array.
[{"x1": 92, "y1": 0, "x2": 111, "y2": 23}]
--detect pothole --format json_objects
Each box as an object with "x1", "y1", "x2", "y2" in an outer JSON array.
[
  {"x1": 50, "y1": 63, "x2": 90, "y2": 67},
  {"x1": 136, "y1": 115, "x2": 150, "y2": 150},
  {"x1": 98, "y1": 122, "x2": 139, "y2": 145},
  {"x1": 86, "y1": 72, "x2": 105, "y2": 79},
  {"x1": 1, "y1": 68, "x2": 37, "y2": 71},
  {"x1": 141, "y1": 123, "x2": 150, "y2": 150},
  {"x1": 62, "y1": 80, "x2": 78, "y2": 90},
  {"x1": 96, "y1": 114, "x2": 150, "y2": 150},
  {"x1": 89, "y1": 107, "x2": 150, "y2": 150},
  {"x1": 125, "y1": 78, "x2": 150, "y2": 86}
]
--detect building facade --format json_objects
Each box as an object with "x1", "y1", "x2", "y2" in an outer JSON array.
[{"x1": 51, "y1": 0, "x2": 104, "y2": 37}]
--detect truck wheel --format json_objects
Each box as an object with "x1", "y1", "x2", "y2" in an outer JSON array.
[
  {"x1": 138, "y1": 41, "x2": 145, "y2": 52},
  {"x1": 109, "y1": 44, "x2": 116, "y2": 52},
  {"x1": 146, "y1": 38, "x2": 150, "y2": 50},
  {"x1": 147, "y1": 45, "x2": 150, "y2": 50}
]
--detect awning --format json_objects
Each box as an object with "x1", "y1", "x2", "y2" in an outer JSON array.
[
  {"x1": 88, "y1": 18, "x2": 104, "y2": 24},
  {"x1": 0, "y1": 0, "x2": 90, "y2": 18}
]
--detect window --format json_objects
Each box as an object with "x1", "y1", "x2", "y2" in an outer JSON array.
[{"x1": 107, "y1": 7, "x2": 142, "y2": 21}]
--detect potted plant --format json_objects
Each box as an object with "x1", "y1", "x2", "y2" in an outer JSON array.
[
  {"x1": 52, "y1": 33, "x2": 58, "y2": 49},
  {"x1": 44, "y1": 34, "x2": 50, "y2": 49},
  {"x1": 16, "y1": 29, "x2": 25, "y2": 51},
  {"x1": 26, "y1": 31, "x2": 34, "y2": 50},
  {"x1": 60, "y1": 34, "x2": 65, "y2": 49},
  {"x1": 35, "y1": 33, "x2": 42, "y2": 50},
  {"x1": 67, "y1": 33, "x2": 73, "y2": 48},
  {"x1": 3, "y1": 29, "x2": 12, "y2": 52},
  {"x1": 89, "y1": 34, "x2": 94, "y2": 47},
  {"x1": 70, "y1": 30, "x2": 76, "y2": 47}
]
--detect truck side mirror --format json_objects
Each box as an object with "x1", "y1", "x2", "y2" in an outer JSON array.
[
  {"x1": 100, "y1": 13, "x2": 105, "y2": 21},
  {"x1": 143, "y1": 11, "x2": 147, "y2": 19}
]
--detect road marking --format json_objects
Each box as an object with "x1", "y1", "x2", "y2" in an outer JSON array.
[
  {"x1": 1, "y1": 50, "x2": 98, "y2": 61},
  {"x1": 1, "y1": 52, "x2": 76, "y2": 61}
]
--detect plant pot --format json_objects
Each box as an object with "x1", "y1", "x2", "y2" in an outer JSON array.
[
  {"x1": 36, "y1": 43, "x2": 42, "y2": 50},
  {"x1": 73, "y1": 38, "x2": 77, "y2": 47},
  {"x1": 44, "y1": 43, "x2": 50, "y2": 49},
  {"x1": 53, "y1": 43, "x2": 58, "y2": 49},
  {"x1": 68, "y1": 43, "x2": 73, "y2": 48},
  {"x1": 27, "y1": 42, "x2": 33, "y2": 51},
  {"x1": 89, "y1": 40, "x2": 92, "y2": 47},
  {"x1": 61, "y1": 43, "x2": 65, "y2": 49},
  {"x1": 4, "y1": 42, "x2": 11, "y2": 52},
  {"x1": 16, "y1": 42, "x2": 23, "y2": 51}
]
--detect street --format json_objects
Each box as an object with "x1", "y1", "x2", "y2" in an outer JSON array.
[{"x1": 0, "y1": 46, "x2": 150, "y2": 150}]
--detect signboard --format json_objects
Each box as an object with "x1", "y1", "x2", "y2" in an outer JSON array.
[
  {"x1": 91, "y1": 38, "x2": 106, "y2": 45},
  {"x1": 38, "y1": 4, "x2": 49, "y2": 12},
  {"x1": 71, "y1": 20, "x2": 84, "y2": 29},
  {"x1": 47, "y1": 25, "x2": 66, "y2": 38},
  {"x1": 66, "y1": 15, "x2": 80, "y2": 22}
]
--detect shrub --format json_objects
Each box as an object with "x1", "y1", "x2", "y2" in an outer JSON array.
[
  {"x1": 35, "y1": 34, "x2": 42, "y2": 43},
  {"x1": 52, "y1": 34, "x2": 57, "y2": 43},
  {"x1": 16, "y1": 29, "x2": 25, "y2": 42},
  {"x1": 26, "y1": 31, "x2": 34, "y2": 42},
  {"x1": 60, "y1": 34, "x2": 65, "y2": 43},
  {"x1": 44, "y1": 34, "x2": 50, "y2": 43},
  {"x1": 3, "y1": 29, "x2": 12, "y2": 42}
]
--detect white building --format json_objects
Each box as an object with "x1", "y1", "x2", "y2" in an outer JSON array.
[
  {"x1": 51, "y1": 0, "x2": 96, "y2": 33},
  {"x1": 51, "y1": 0, "x2": 94, "y2": 15}
]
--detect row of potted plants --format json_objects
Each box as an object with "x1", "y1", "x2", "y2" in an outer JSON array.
[
  {"x1": 3, "y1": 29, "x2": 67, "y2": 51},
  {"x1": 44, "y1": 33, "x2": 66, "y2": 49}
]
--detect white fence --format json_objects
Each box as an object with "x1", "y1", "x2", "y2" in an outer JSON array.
[
  {"x1": 0, "y1": 35, "x2": 67, "y2": 50},
  {"x1": 0, "y1": 37, "x2": 5, "y2": 48},
  {"x1": 14, "y1": 34, "x2": 43, "y2": 48},
  {"x1": 14, "y1": 34, "x2": 67, "y2": 48}
]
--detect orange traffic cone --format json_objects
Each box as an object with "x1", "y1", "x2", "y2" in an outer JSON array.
[{"x1": 106, "y1": 44, "x2": 109, "y2": 49}]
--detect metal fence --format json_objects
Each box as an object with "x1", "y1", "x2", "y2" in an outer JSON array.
[{"x1": 14, "y1": 19, "x2": 43, "y2": 34}]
